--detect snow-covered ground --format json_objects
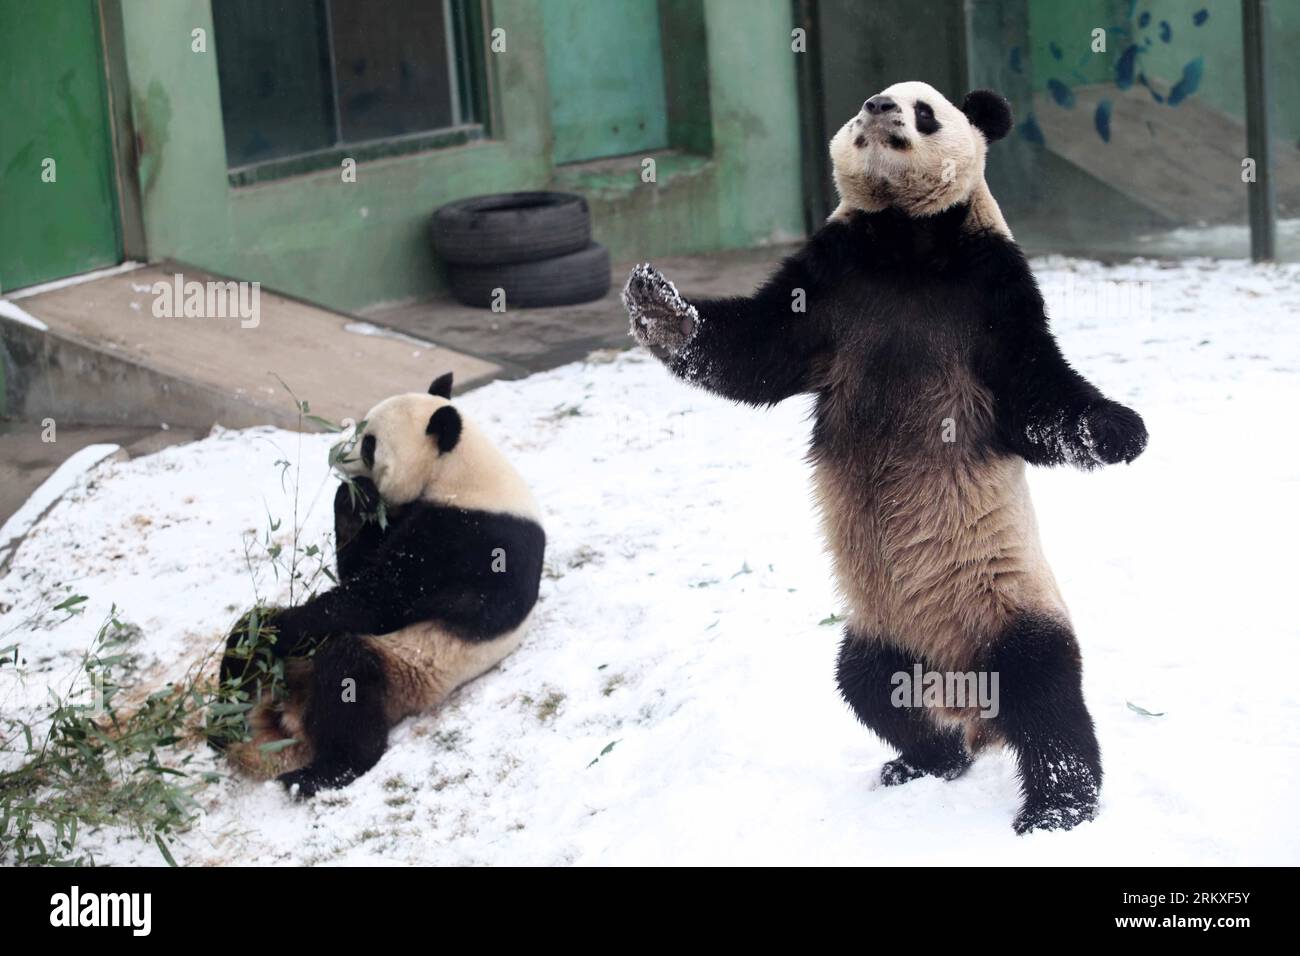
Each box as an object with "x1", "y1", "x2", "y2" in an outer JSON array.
[{"x1": 2, "y1": 256, "x2": 1298, "y2": 866}]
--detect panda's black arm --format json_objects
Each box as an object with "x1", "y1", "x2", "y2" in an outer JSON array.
[
  {"x1": 267, "y1": 517, "x2": 437, "y2": 651},
  {"x1": 982, "y1": 249, "x2": 1148, "y2": 469},
  {"x1": 269, "y1": 505, "x2": 542, "y2": 653},
  {"x1": 663, "y1": 288, "x2": 833, "y2": 407},
  {"x1": 332, "y1": 477, "x2": 390, "y2": 582},
  {"x1": 624, "y1": 223, "x2": 850, "y2": 406}
]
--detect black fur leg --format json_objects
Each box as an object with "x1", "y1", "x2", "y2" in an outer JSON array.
[
  {"x1": 278, "y1": 634, "x2": 389, "y2": 798},
  {"x1": 836, "y1": 634, "x2": 973, "y2": 785},
  {"x1": 985, "y1": 614, "x2": 1102, "y2": 834},
  {"x1": 278, "y1": 765, "x2": 350, "y2": 800},
  {"x1": 879, "y1": 754, "x2": 970, "y2": 786},
  {"x1": 217, "y1": 646, "x2": 244, "y2": 695},
  {"x1": 219, "y1": 611, "x2": 259, "y2": 687},
  {"x1": 209, "y1": 608, "x2": 283, "y2": 752}
]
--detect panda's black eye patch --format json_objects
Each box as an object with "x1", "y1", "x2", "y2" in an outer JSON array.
[
  {"x1": 915, "y1": 101, "x2": 941, "y2": 135},
  {"x1": 360, "y1": 434, "x2": 376, "y2": 469}
]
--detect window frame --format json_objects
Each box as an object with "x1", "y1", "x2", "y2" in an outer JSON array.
[{"x1": 219, "y1": 0, "x2": 492, "y2": 187}]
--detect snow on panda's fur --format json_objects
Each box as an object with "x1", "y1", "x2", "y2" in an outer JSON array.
[
  {"x1": 622, "y1": 81, "x2": 1147, "y2": 834},
  {"x1": 216, "y1": 372, "x2": 544, "y2": 797}
]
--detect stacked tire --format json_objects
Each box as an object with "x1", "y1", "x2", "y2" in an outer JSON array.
[{"x1": 431, "y1": 192, "x2": 611, "y2": 308}]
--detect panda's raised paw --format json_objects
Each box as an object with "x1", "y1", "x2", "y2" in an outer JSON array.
[
  {"x1": 1080, "y1": 400, "x2": 1148, "y2": 466},
  {"x1": 622, "y1": 263, "x2": 699, "y2": 353}
]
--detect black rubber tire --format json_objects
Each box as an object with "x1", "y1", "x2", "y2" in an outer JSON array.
[
  {"x1": 431, "y1": 191, "x2": 592, "y2": 266},
  {"x1": 447, "y1": 242, "x2": 611, "y2": 309}
]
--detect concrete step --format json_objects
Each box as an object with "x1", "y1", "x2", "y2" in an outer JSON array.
[{"x1": 0, "y1": 262, "x2": 502, "y2": 433}]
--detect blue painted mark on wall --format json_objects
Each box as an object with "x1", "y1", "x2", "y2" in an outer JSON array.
[
  {"x1": 1047, "y1": 79, "x2": 1075, "y2": 109},
  {"x1": 1027, "y1": 8, "x2": 1213, "y2": 147},
  {"x1": 1094, "y1": 99, "x2": 1113, "y2": 143},
  {"x1": 1116, "y1": 45, "x2": 1139, "y2": 89},
  {"x1": 1166, "y1": 57, "x2": 1203, "y2": 106},
  {"x1": 1138, "y1": 73, "x2": 1165, "y2": 104},
  {"x1": 1017, "y1": 114, "x2": 1045, "y2": 146}
]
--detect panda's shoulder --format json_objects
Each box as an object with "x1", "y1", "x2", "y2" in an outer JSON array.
[
  {"x1": 956, "y1": 228, "x2": 1035, "y2": 283},
  {"x1": 775, "y1": 212, "x2": 878, "y2": 285}
]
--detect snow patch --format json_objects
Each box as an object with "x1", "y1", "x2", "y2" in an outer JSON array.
[
  {"x1": 344, "y1": 321, "x2": 435, "y2": 351},
  {"x1": 2, "y1": 256, "x2": 1299, "y2": 865},
  {"x1": 0, "y1": 444, "x2": 121, "y2": 566},
  {"x1": 5, "y1": 261, "x2": 146, "y2": 300},
  {"x1": 0, "y1": 299, "x2": 50, "y2": 331}
]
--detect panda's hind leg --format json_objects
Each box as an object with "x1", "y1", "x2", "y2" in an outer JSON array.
[
  {"x1": 277, "y1": 633, "x2": 389, "y2": 799},
  {"x1": 984, "y1": 613, "x2": 1101, "y2": 834},
  {"x1": 836, "y1": 632, "x2": 973, "y2": 785}
]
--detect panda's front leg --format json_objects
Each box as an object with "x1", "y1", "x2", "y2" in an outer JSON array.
[
  {"x1": 1075, "y1": 399, "x2": 1148, "y2": 467},
  {"x1": 333, "y1": 475, "x2": 387, "y2": 581},
  {"x1": 622, "y1": 262, "x2": 833, "y2": 407}
]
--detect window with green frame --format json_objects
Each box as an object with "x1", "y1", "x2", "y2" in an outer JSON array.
[{"x1": 212, "y1": 0, "x2": 488, "y2": 185}]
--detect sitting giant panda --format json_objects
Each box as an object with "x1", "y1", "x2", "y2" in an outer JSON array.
[
  {"x1": 622, "y1": 82, "x2": 1147, "y2": 833},
  {"x1": 216, "y1": 372, "x2": 545, "y2": 797}
]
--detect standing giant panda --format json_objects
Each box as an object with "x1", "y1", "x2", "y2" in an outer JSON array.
[
  {"x1": 216, "y1": 373, "x2": 545, "y2": 797},
  {"x1": 622, "y1": 82, "x2": 1147, "y2": 833}
]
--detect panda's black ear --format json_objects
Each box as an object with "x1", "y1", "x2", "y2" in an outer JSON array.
[
  {"x1": 426, "y1": 405, "x2": 462, "y2": 453},
  {"x1": 428, "y1": 372, "x2": 454, "y2": 399},
  {"x1": 962, "y1": 90, "x2": 1013, "y2": 143}
]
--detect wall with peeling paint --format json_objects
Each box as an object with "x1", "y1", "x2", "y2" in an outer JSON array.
[{"x1": 118, "y1": 0, "x2": 805, "y2": 313}]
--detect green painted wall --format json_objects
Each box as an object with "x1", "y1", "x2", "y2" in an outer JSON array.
[
  {"x1": 1135, "y1": 0, "x2": 1300, "y2": 144},
  {"x1": 0, "y1": 0, "x2": 121, "y2": 292},
  {"x1": 1025, "y1": 0, "x2": 1128, "y2": 91},
  {"x1": 1027, "y1": 1, "x2": 1300, "y2": 143},
  {"x1": 118, "y1": 0, "x2": 805, "y2": 313},
  {"x1": 120, "y1": 0, "x2": 550, "y2": 312},
  {"x1": 541, "y1": 0, "x2": 670, "y2": 163},
  {"x1": 568, "y1": 0, "x2": 805, "y2": 260}
]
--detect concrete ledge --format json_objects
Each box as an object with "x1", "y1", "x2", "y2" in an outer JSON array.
[
  {"x1": 1, "y1": 262, "x2": 503, "y2": 431},
  {"x1": 0, "y1": 313, "x2": 300, "y2": 430}
]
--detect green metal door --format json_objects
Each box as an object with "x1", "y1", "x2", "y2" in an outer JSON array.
[
  {"x1": 540, "y1": 0, "x2": 669, "y2": 164},
  {"x1": 0, "y1": 0, "x2": 121, "y2": 293}
]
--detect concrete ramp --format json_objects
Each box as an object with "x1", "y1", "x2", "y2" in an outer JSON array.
[
  {"x1": 1, "y1": 263, "x2": 502, "y2": 431},
  {"x1": 1033, "y1": 84, "x2": 1300, "y2": 227}
]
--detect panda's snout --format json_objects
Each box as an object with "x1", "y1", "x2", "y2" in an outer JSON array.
[{"x1": 863, "y1": 95, "x2": 898, "y2": 116}]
